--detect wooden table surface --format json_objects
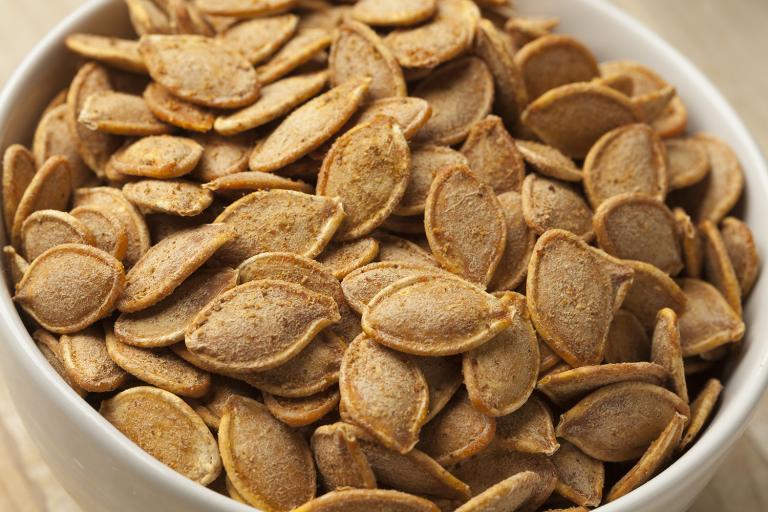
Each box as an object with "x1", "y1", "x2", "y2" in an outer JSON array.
[{"x1": 1, "y1": 1, "x2": 767, "y2": 511}]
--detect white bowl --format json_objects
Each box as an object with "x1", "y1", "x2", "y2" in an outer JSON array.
[{"x1": 0, "y1": 0, "x2": 766, "y2": 511}]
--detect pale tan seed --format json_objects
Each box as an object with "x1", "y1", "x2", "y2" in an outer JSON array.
[
  {"x1": 109, "y1": 135, "x2": 204, "y2": 179},
  {"x1": 374, "y1": 233, "x2": 437, "y2": 268},
  {"x1": 318, "y1": 238, "x2": 380, "y2": 279},
  {"x1": 521, "y1": 83, "x2": 640, "y2": 158},
  {"x1": 621, "y1": 259, "x2": 687, "y2": 331},
  {"x1": 297, "y1": 4, "x2": 350, "y2": 32},
  {"x1": 2, "y1": 144, "x2": 36, "y2": 235},
  {"x1": 410, "y1": 355, "x2": 462, "y2": 422},
  {"x1": 123, "y1": 180, "x2": 214, "y2": 217},
  {"x1": 237, "y1": 252, "x2": 359, "y2": 342},
  {"x1": 21, "y1": 210, "x2": 94, "y2": 261},
  {"x1": 118, "y1": 224, "x2": 234, "y2": 312},
  {"x1": 60, "y1": 325, "x2": 129, "y2": 392},
  {"x1": 599, "y1": 60, "x2": 688, "y2": 138},
  {"x1": 101, "y1": 386, "x2": 221, "y2": 484},
  {"x1": 115, "y1": 267, "x2": 237, "y2": 348},
  {"x1": 516, "y1": 140, "x2": 582, "y2": 182},
  {"x1": 330, "y1": 20, "x2": 405, "y2": 101},
  {"x1": 213, "y1": 190, "x2": 344, "y2": 266},
  {"x1": 679, "y1": 378, "x2": 723, "y2": 451},
  {"x1": 298, "y1": 489, "x2": 439, "y2": 512},
  {"x1": 33, "y1": 104, "x2": 94, "y2": 189},
  {"x1": 555, "y1": 382, "x2": 690, "y2": 462},
  {"x1": 318, "y1": 117, "x2": 410, "y2": 241},
  {"x1": 363, "y1": 274, "x2": 512, "y2": 356},
  {"x1": 236, "y1": 331, "x2": 346, "y2": 398},
  {"x1": 690, "y1": 134, "x2": 745, "y2": 223},
  {"x1": 352, "y1": 0, "x2": 436, "y2": 26},
  {"x1": 425, "y1": 165, "x2": 506, "y2": 285},
  {"x1": 551, "y1": 441, "x2": 604, "y2": 507},
  {"x1": 521, "y1": 173, "x2": 594, "y2": 241},
  {"x1": 384, "y1": 0, "x2": 478, "y2": 69},
  {"x1": 66, "y1": 63, "x2": 120, "y2": 176},
  {"x1": 343, "y1": 422, "x2": 471, "y2": 500},
  {"x1": 489, "y1": 191, "x2": 537, "y2": 292},
  {"x1": 495, "y1": 395, "x2": 559, "y2": 455},
  {"x1": 677, "y1": 278, "x2": 744, "y2": 357},
  {"x1": 414, "y1": 58, "x2": 494, "y2": 146},
  {"x1": 463, "y1": 293, "x2": 538, "y2": 416},
  {"x1": 218, "y1": 395, "x2": 316, "y2": 510},
  {"x1": 664, "y1": 137, "x2": 710, "y2": 190},
  {"x1": 143, "y1": 82, "x2": 215, "y2": 132},
  {"x1": 604, "y1": 310, "x2": 650, "y2": 363},
  {"x1": 70, "y1": 206, "x2": 128, "y2": 261},
  {"x1": 652, "y1": 308, "x2": 689, "y2": 403},
  {"x1": 3, "y1": 246, "x2": 29, "y2": 286},
  {"x1": 166, "y1": 0, "x2": 215, "y2": 36},
  {"x1": 720, "y1": 217, "x2": 759, "y2": 297},
  {"x1": 189, "y1": 132, "x2": 252, "y2": 181},
  {"x1": 514, "y1": 34, "x2": 599, "y2": 100},
  {"x1": 354, "y1": 97, "x2": 433, "y2": 141},
  {"x1": 527, "y1": 229, "x2": 634, "y2": 367},
  {"x1": 195, "y1": 0, "x2": 297, "y2": 17},
  {"x1": 473, "y1": 19, "x2": 528, "y2": 129},
  {"x1": 505, "y1": 16, "x2": 559, "y2": 48},
  {"x1": 606, "y1": 413, "x2": 687, "y2": 502},
  {"x1": 73, "y1": 187, "x2": 151, "y2": 267},
  {"x1": 256, "y1": 28, "x2": 332, "y2": 85},
  {"x1": 204, "y1": 171, "x2": 313, "y2": 196},
  {"x1": 15, "y1": 244, "x2": 125, "y2": 334},
  {"x1": 33, "y1": 329, "x2": 87, "y2": 397},
  {"x1": 249, "y1": 77, "x2": 370, "y2": 172},
  {"x1": 451, "y1": 446, "x2": 556, "y2": 511},
  {"x1": 674, "y1": 208, "x2": 703, "y2": 278},
  {"x1": 65, "y1": 34, "x2": 147, "y2": 73},
  {"x1": 583, "y1": 124, "x2": 667, "y2": 208},
  {"x1": 340, "y1": 335, "x2": 428, "y2": 453},
  {"x1": 10, "y1": 156, "x2": 71, "y2": 248},
  {"x1": 593, "y1": 193, "x2": 682, "y2": 274},
  {"x1": 78, "y1": 91, "x2": 172, "y2": 136},
  {"x1": 125, "y1": 0, "x2": 173, "y2": 35},
  {"x1": 311, "y1": 422, "x2": 377, "y2": 491},
  {"x1": 395, "y1": 145, "x2": 466, "y2": 216},
  {"x1": 139, "y1": 34, "x2": 260, "y2": 108},
  {"x1": 455, "y1": 471, "x2": 539, "y2": 512},
  {"x1": 218, "y1": 14, "x2": 298, "y2": 64},
  {"x1": 419, "y1": 389, "x2": 495, "y2": 466},
  {"x1": 106, "y1": 327, "x2": 211, "y2": 397},
  {"x1": 700, "y1": 220, "x2": 743, "y2": 316},
  {"x1": 632, "y1": 84, "x2": 676, "y2": 123},
  {"x1": 263, "y1": 387, "x2": 339, "y2": 427},
  {"x1": 186, "y1": 279, "x2": 340, "y2": 373},
  {"x1": 537, "y1": 362, "x2": 668, "y2": 406},
  {"x1": 460, "y1": 115, "x2": 525, "y2": 194},
  {"x1": 214, "y1": 71, "x2": 328, "y2": 136}
]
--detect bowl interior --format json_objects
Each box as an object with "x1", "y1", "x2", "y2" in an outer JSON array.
[{"x1": 0, "y1": 0, "x2": 766, "y2": 510}]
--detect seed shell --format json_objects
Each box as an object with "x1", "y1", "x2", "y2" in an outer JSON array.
[
  {"x1": 556, "y1": 382, "x2": 690, "y2": 462},
  {"x1": 15, "y1": 244, "x2": 125, "y2": 334},
  {"x1": 33, "y1": 104, "x2": 93, "y2": 189},
  {"x1": 495, "y1": 395, "x2": 559, "y2": 455},
  {"x1": 374, "y1": 233, "x2": 438, "y2": 268},
  {"x1": 352, "y1": 0, "x2": 437, "y2": 27},
  {"x1": 318, "y1": 238, "x2": 380, "y2": 280},
  {"x1": 664, "y1": 137, "x2": 710, "y2": 191},
  {"x1": 651, "y1": 308, "x2": 688, "y2": 403},
  {"x1": 363, "y1": 274, "x2": 512, "y2": 356},
  {"x1": 455, "y1": 471, "x2": 539, "y2": 512},
  {"x1": 2, "y1": 145, "x2": 36, "y2": 235},
  {"x1": 20, "y1": 210, "x2": 94, "y2": 261},
  {"x1": 263, "y1": 387, "x2": 340, "y2": 427},
  {"x1": 256, "y1": 28, "x2": 332, "y2": 85},
  {"x1": 139, "y1": 34, "x2": 260, "y2": 108},
  {"x1": 249, "y1": 77, "x2": 370, "y2": 172},
  {"x1": 720, "y1": 217, "x2": 759, "y2": 297},
  {"x1": 604, "y1": 310, "x2": 651, "y2": 363},
  {"x1": 489, "y1": 191, "x2": 537, "y2": 292},
  {"x1": 189, "y1": 132, "x2": 252, "y2": 181},
  {"x1": 526, "y1": 229, "x2": 634, "y2": 367},
  {"x1": 311, "y1": 422, "x2": 377, "y2": 492},
  {"x1": 340, "y1": 335, "x2": 429, "y2": 453},
  {"x1": 690, "y1": 134, "x2": 745, "y2": 223},
  {"x1": 516, "y1": 140, "x2": 582, "y2": 182},
  {"x1": 70, "y1": 206, "x2": 128, "y2": 260},
  {"x1": 410, "y1": 355, "x2": 462, "y2": 422},
  {"x1": 395, "y1": 145, "x2": 466, "y2": 217},
  {"x1": 109, "y1": 135, "x2": 204, "y2": 179},
  {"x1": 414, "y1": 58, "x2": 494, "y2": 146},
  {"x1": 679, "y1": 378, "x2": 723, "y2": 451},
  {"x1": 185, "y1": 279, "x2": 340, "y2": 373},
  {"x1": 118, "y1": 224, "x2": 234, "y2": 312},
  {"x1": 78, "y1": 91, "x2": 171, "y2": 136},
  {"x1": 195, "y1": 0, "x2": 298, "y2": 17},
  {"x1": 143, "y1": 82, "x2": 215, "y2": 132},
  {"x1": 65, "y1": 34, "x2": 147, "y2": 73},
  {"x1": 33, "y1": 329, "x2": 87, "y2": 397},
  {"x1": 700, "y1": 220, "x2": 743, "y2": 316},
  {"x1": 213, "y1": 190, "x2": 344, "y2": 266},
  {"x1": 115, "y1": 267, "x2": 237, "y2": 348},
  {"x1": 100, "y1": 386, "x2": 221, "y2": 484},
  {"x1": 621, "y1": 259, "x2": 687, "y2": 332},
  {"x1": 3, "y1": 246, "x2": 29, "y2": 286},
  {"x1": 460, "y1": 115, "x2": 525, "y2": 194},
  {"x1": 354, "y1": 97, "x2": 433, "y2": 140},
  {"x1": 218, "y1": 14, "x2": 299, "y2": 65},
  {"x1": 551, "y1": 441, "x2": 604, "y2": 507},
  {"x1": 123, "y1": 180, "x2": 213, "y2": 217},
  {"x1": 521, "y1": 173, "x2": 594, "y2": 241},
  {"x1": 60, "y1": 325, "x2": 129, "y2": 392},
  {"x1": 296, "y1": 489, "x2": 439, "y2": 512},
  {"x1": 218, "y1": 395, "x2": 316, "y2": 511},
  {"x1": 677, "y1": 278, "x2": 744, "y2": 357}
]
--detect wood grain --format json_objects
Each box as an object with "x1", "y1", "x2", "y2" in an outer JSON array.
[{"x1": 0, "y1": 1, "x2": 766, "y2": 511}]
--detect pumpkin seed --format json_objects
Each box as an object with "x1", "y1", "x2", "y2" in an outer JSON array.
[
  {"x1": 690, "y1": 134, "x2": 744, "y2": 223},
  {"x1": 677, "y1": 278, "x2": 744, "y2": 357},
  {"x1": 263, "y1": 387, "x2": 340, "y2": 427},
  {"x1": 70, "y1": 206, "x2": 128, "y2": 261},
  {"x1": 311, "y1": 422, "x2": 377, "y2": 491},
  {"x1": 621, "y1": 259, "x2": 686, "y2": 332},
  {"x1": 3, "y1": 246, "x2": 29, "y2": 286},
  {"x1": 679, "y1": 378, "x2": 723, "y2": 451},
  {"x1": 352, "y1": 0, "x2": 436, "y2": 27},
  {"x1": 664, "y1": 137, "x2": 710, "y2": 191},
  {"x1": 65, "y1": 34, "x2": 147, "y2": 73},
  {"x1": 195, "y1": 0, "x2": 297, "y2": 17},
  {"x1": 395, "y1": 145, "x2": 467, "y2": 216},
  {"x1": 143, "y1": 82, "x2": 215, "y2": 132},
  {"x1": 720, "y1": 217, "x2": 759, "y2": 297},
  {"x1": 460, "y1": 115, "x2": 526, "y2": 194},
  {"x1": 1, "y1": 145, "x2": 36, "y2": 235},
  {"x1": 20, "y1": 210, "x2": 94, "y2": 261},
  {"x1": 189, "y1": 132, "x2": 252, "y2": 181},
  {"x1": 516, "y1": 140, "x2": 581, "y2": 182},
  {"x1": 218, "y1": 14, "x2": 299, "y2": 65},
  {"x1": 551, "y1": 441, "x2": 604, "y2": 507},
  {"x1": 60, "y1": 324, "x2": 129, "y2": 392},
  {"x1": 295, "y1": 489, "x2": 439, "y2": 512},
  {"x1": 604, "y1": 310, "x2": 650, "y2": 363},
  {"x1": 521, "y1": 173, "x2": 594, "y2": 241},
  {"x1": 700, "y1": 220, "x2": 742, "y2": 316},
  {"x1": 109, "y1": 135, "x2": 204, "y2": 179},
  {"x1": 410, "y1": 355, "x2": 462, "y2": 422},
  {"x1": 354, "y1": 97, "x2": 433, "y2": 140},
  {"x1": 78, "y1": 91, "x2": 171, "y2": 136},
  {"x1": 33, "y1": 329, "x2": 87, "y2": 397},
  {"x1": 318, "y1": 238, "x2": 380, "y2": 279},
  {"x1": 455, "y1": 471, "x2": 540, "y2": 512},
  {"x1": 257, "y1": 28, "x2": 332, "y2": 85},
  {"x1": 495, "y1": 395, "x2": 558, "y2": 455},
  {"x1": 101, "y1": 386, "x2": 221, "y2": 484},
  {"x1": 673, "y1": 208, "x2": 703, "y2": 278},
  {"x1": 33, "y1": 104, "x2": 94, "y2": 189},
  {"x1": 651, "y1": 308, "x2": 688, "y2": 403}
]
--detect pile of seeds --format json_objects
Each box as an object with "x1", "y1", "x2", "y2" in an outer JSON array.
[{"x1": 1, "y1": 0, "x2": 758, "y2": 510}]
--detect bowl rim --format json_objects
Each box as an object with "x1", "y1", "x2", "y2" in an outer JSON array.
[{"x1": 0, "y1": 0, "x2": 766, "y2": 511}]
